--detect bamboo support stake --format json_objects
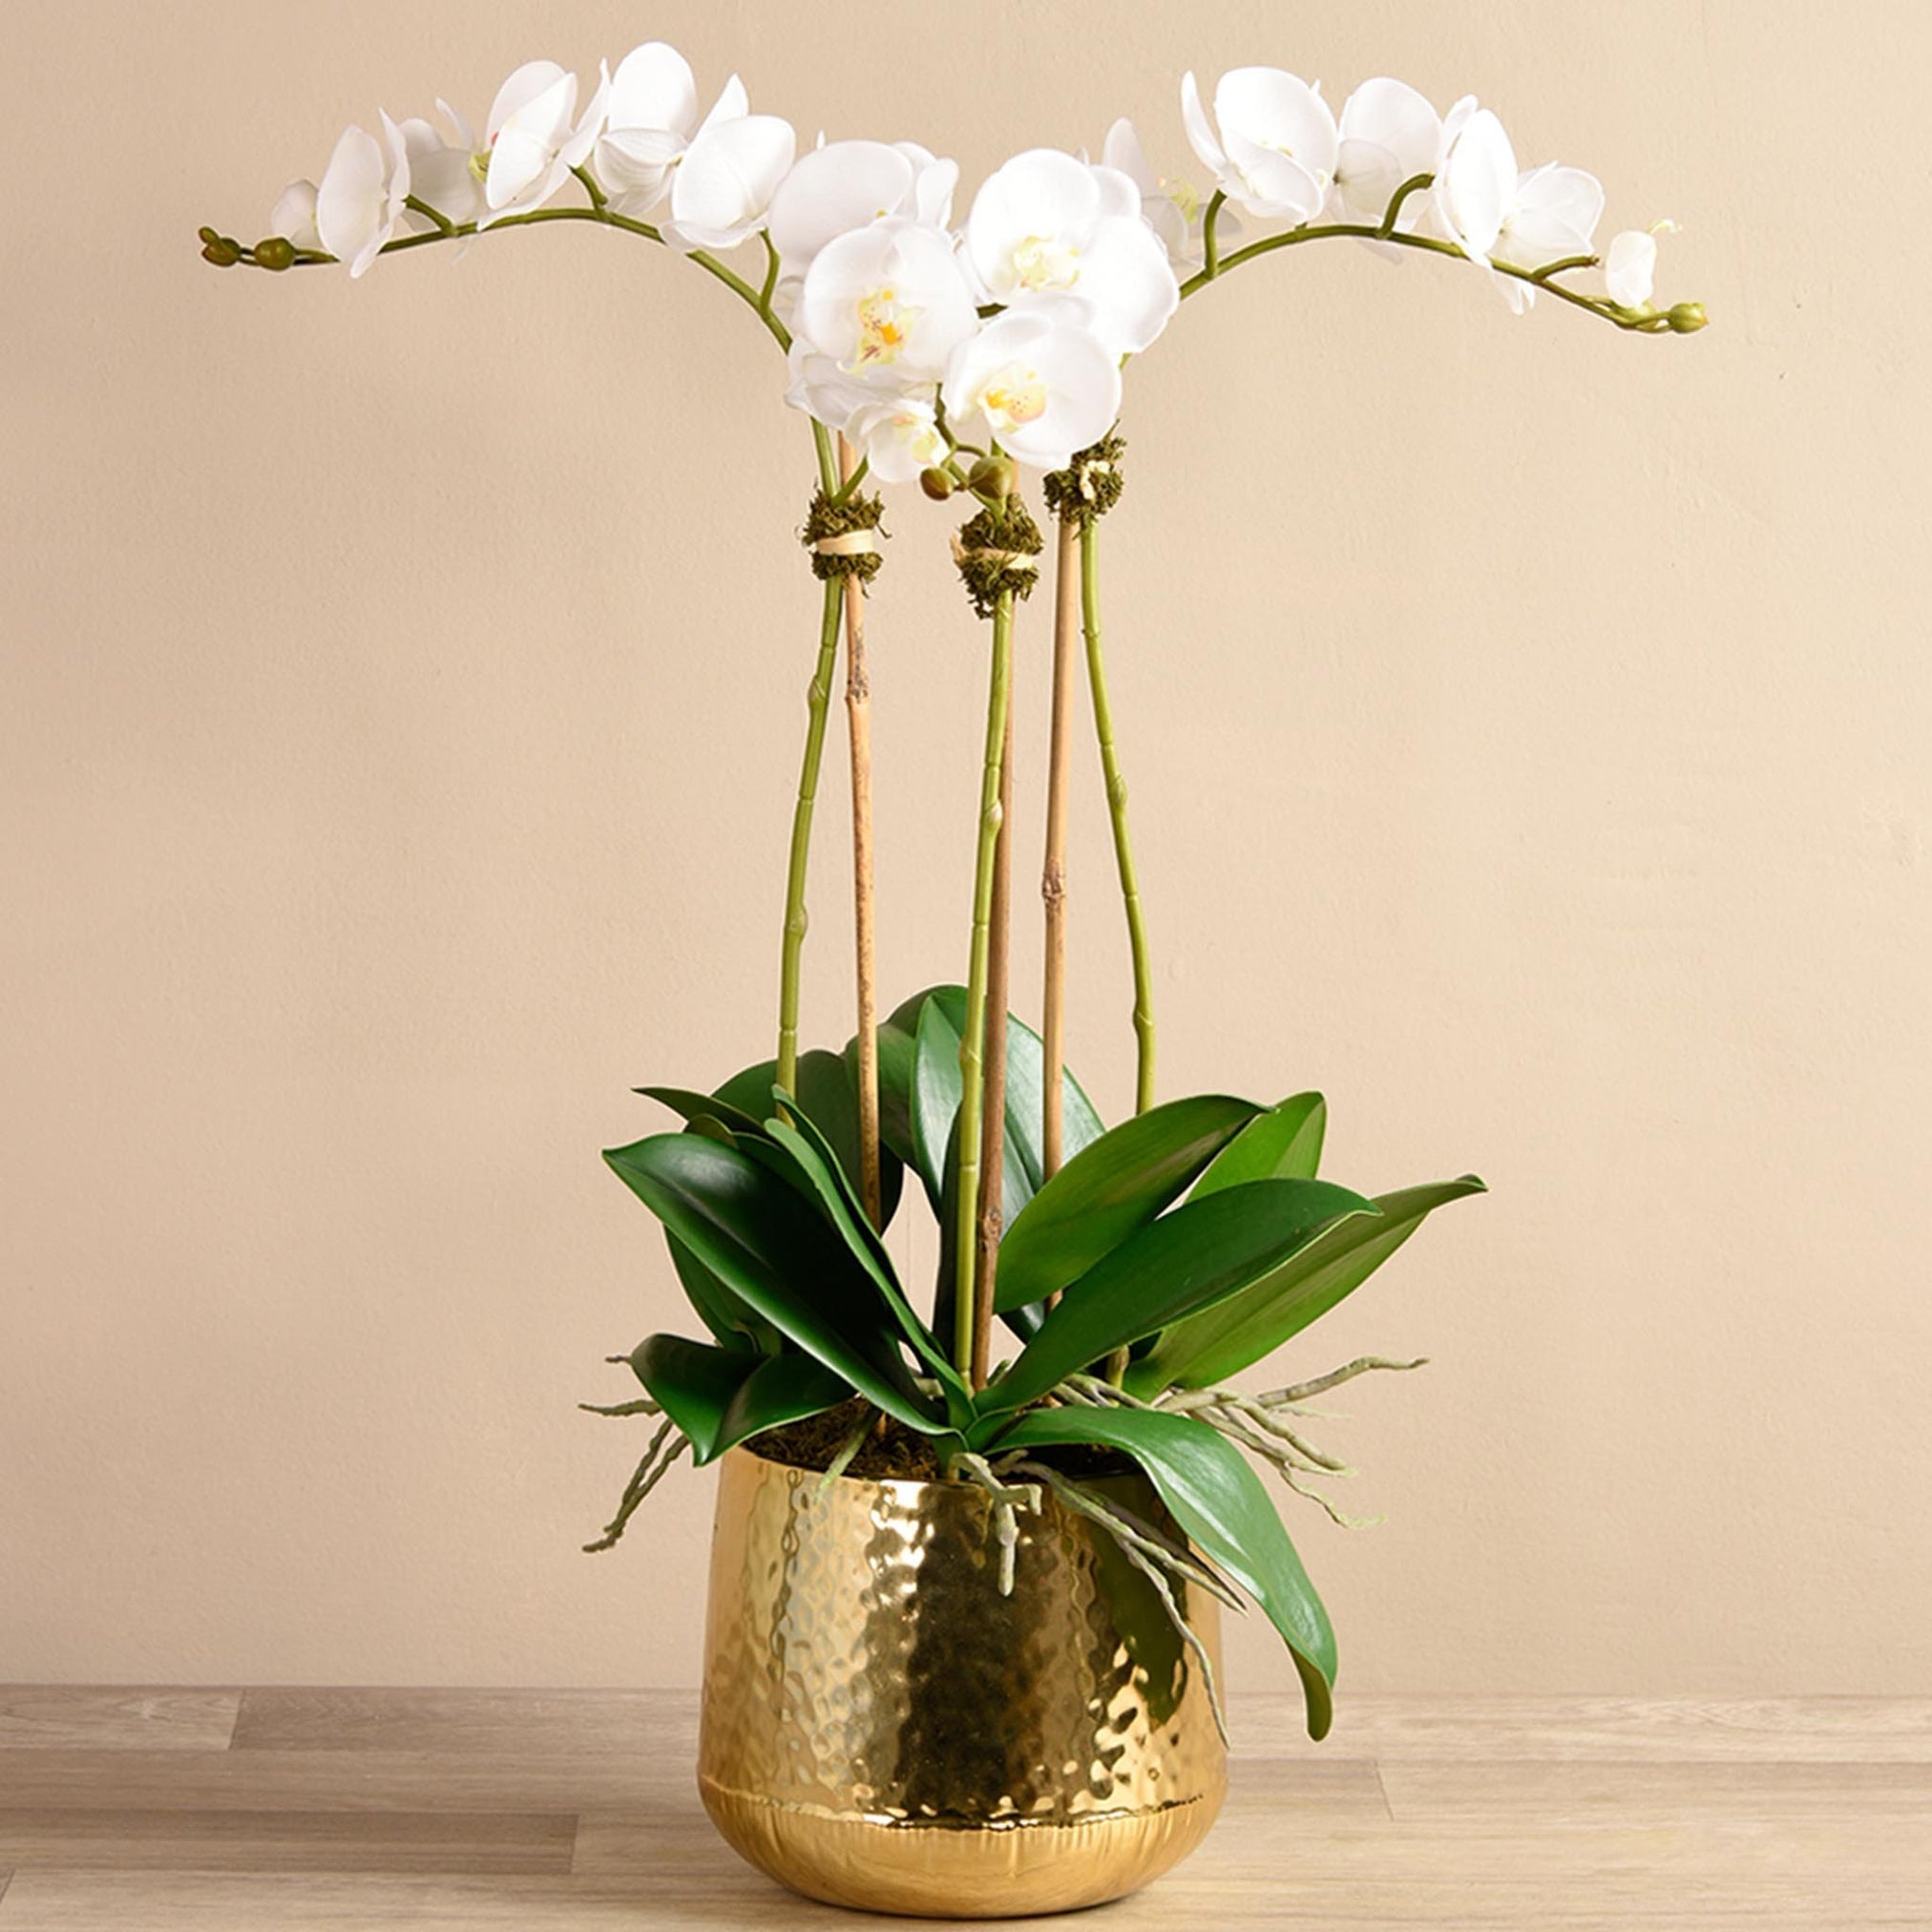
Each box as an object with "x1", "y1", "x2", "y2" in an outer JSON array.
[
  {"x1": 953, "y1": 591, "x2": 1016, "y2": 1379},
  {"x1": 972, "y1": 703, "x2": 1015, "y2": 1388},
  {"x1": 837, "y1": 434, "x2": 883, "y2": 1229},
  {"x1": 1040, "y1": 514, "x2": 1079, "y2": 1181}
]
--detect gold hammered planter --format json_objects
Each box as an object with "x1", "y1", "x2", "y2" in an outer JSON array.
[{"x1": 698, "y1": 1444, "x2": 1228, "y2": 1919}]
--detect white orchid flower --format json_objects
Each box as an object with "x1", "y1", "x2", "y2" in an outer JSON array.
[
  {"x1": 768, "y1": 140, "x2": 959, "y2": 280},
  {"x1": 941, "y1": 310, "x2": 1121, "y2": 471},
  {"x1": 316, "y1": 116, "x2": 411, "y2": 278},
  {"x1": 1332, "y1": 78, "x2": 1441, "y2": 224},
  {"x1": 1100, "y1": 117, "x2": 1226, "y2": 273},
  {"x1": 964, "y1": 148, "x2": 1178, "y2": 358},
  {"x1": 784, "y1": 347, "x2": 948, "y2": 483},
  {"x1": 794, "y1": 218, "x2": 979, "y2": 389},
  {"x1": 270, "y1": 179, "x2": 322, "y2": 252},
  {"x1": 666, "y1": 113, "x2": 797, "y2": 251},
  {"x1": 480, "y1": 59, "x2": 611, "y2": 228},
  {"x1": 397, "y1": 106, "x2": 486, "y2": 230},
  {"x1": 1604, "y1": 228, "x2": 1659, "y2": 307},
  {"x1": 1438, "y1": 109, "x2": 1603, "y2": 311},
  {"x1": 594, "y1": 42, "x2": 745, "y2": 219},
  {"x1": 1181, "y1": 67, "x2": 1338, "y2": 225}
]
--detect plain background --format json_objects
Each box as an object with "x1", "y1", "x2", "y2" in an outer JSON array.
[{"x1": 4, "y1": 0, "x2": 1927, "y2": 1702}]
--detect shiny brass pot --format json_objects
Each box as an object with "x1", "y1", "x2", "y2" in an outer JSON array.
[{"x1": 697, "y1": 1444, "x2": 1228, "y2": 1919}]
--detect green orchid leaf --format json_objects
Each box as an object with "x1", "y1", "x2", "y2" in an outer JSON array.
[
  {"x1": 993, "y1": 1095, "x2": 1268, "y2": 1313},
  {"x1": 910, "y1": 995, "x2": 964, "y2": 1214},
  {"x1": 761, "y1": 1105, "x2": 971, "y2": 1413},
  {"x1": 603, "y1": 1133, "x2": 945, "y2": 1435},
  {"x1": 988, "y1": 1403, "x2": 1337, "y2": 1740},
  {"x1": 637, "y1": 1086, "x2": 766, "y2": 1137},
  {"x1": 630, "y1": 1334, "x2": 850, "y2": 1465},
  {"x1": 869, "y1": 983, "x2": 1104, "y2": 1184},
  {"x1": 1191, "y1": 1093, "x2": 1327, "y2": 1198},
  {"x1": 1128, "y1": 1175, "x2": 1488, "y2": 1396},
  {"x1": 665, "y1": 1233, "x2": 779, "y2": 1353},
  {"x1": 712, "y1": 1048, "x2": 904, "y2": 1230},
  {"x1": 978, "y1": 1179, "x2": 1377, "y2": 1418}
]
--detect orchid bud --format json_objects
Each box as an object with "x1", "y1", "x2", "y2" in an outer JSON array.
[
  {"x1": 919, "y1": 467, "x2": 956, "y2": 503},
  {"x1": 968, "y1": 455, "x2": 1016, "y2": 500},
  {"x1": 254, "y1": 237, "x2": 297, "y2": 272},
  {"x1": 201, "y1": 237, "x2": 241, "y2": 267},
  {"x1": 1666, "y1": 302, "x2": 1708, "y2": 334}
]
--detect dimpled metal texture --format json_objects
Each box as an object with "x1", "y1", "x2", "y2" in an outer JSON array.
[{"x1": 697, "y1": 1446, "x2": 1228, "y2": 1919}]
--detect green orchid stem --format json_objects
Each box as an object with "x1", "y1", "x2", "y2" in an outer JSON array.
[
  {"x1": 954, "y1": 590, "x2": 1017, "y2": 1378},
  {"x1": 1081, "y1": 521, "x2": 1155, "y2": 1116},
  {"x1": 777, "y1": 577, "x2": 846, "y2": 1102},
  {"x1": 1178, "y1": 209, "x2": 1670, "y2": 331}
]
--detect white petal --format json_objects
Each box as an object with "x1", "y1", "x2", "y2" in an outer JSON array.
[
  {"x1": 486, "y1": 124, "x2": 557, "y2": 210},
  {"x1": 912, "y1": 155, "x2": 957, "y2": 228},
  {"x1": 1498, "y1": 162, "x2": 1603, "y2": 263},
  {"x1": 767, "y1": 140, "x2": 914, "y2": 275},
  {"x1": 1338, "y1": 77, "x2": 1439, "y2": 176},
  {"x1": 436, "y1": 99, "x2": 477, "y2": 152},
  {"x1": 1214, "y1": 67, "x2": 1337, "y2": 183},
  {"x1": 697, "y1": 74, "x2": 749, "y2": 136},
  {"x1": 486, "y1": 60, "x2": 570, "y2": 142},
  {"x1": 1334, "y1": 137, "x2": 1404, "y2": 222},
  {"x1": 1088, "y1": 162, "x2": 1141, "y2": 224},
  {"x1": 1180, "y1": 72, "x2": 1228, "y2": 178},
  {"x1": 609, "y1": 41, "x2": 698, "y2": 138},
  {"x1": 1223, "y1": 131, "x2": 1325, "y2": 222},
  {"x1": 847, "y1": 393, "x2": 946, "y2": 482},
  {"x1": 798, "y1": 217, "x2": 979, "y2": 382},
  {"x1": 558, "y1": 64, "x2": 611, "y2": 171},
  {"x1": 316, "y1": 125, "x2": 386, "y2": 269},
  {"x1": 1058, "y1": 214, "x2": 1178, "y2": 355},
  {"x1": 270, "y1": 178, "x2": 321, "y2": 251},
  {"x1": 1438, "y1": 107, "x2": 1515, "y2": 261},
  {"x1": 669, "y1": 114, "x2": 796, "y2": 247},
  {"x1": 1604, "y1": 228, "x2": 1657, "y2": 306},
  {"x1": 1102, "y1": 117, "x2": 1156, "y2": 195}
]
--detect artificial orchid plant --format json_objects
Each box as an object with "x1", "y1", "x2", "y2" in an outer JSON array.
[{"x1": 203, "y1": 44, "x2": 1704, "y2": 1740}]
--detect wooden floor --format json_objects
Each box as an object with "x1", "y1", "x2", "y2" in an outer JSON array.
[{"x1": 0, "y1": 1690, "x2": 1926, "y2": 1928}]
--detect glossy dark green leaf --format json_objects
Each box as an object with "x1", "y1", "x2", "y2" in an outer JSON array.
[
  {"x1": 910, "y1": 996, "x2": 963, "y2": 1214},
  {"x1": 603, "y1": 1133, "x2": 944, "y2": 1434},
  {"x1": 761, "y1": 1107, "x2": 970, "y2": 1412},
  {"x1": 1192, "y1": 1093, "x2": 1327, "y2": 1198},
  {"x1": 987, "y1": 1403, "x2": 1337, "y2": 1740},
  {"x1": 629, "y1": 1334, "x2": 850, "y2": 1465},
  {"x1": 868, "y1": 984, "x2": 1104, "y2": 1186},
  {"x1": 637, "y1": 1086, "x2": 766, "y2": 1137},
  {"x1": 993, "y1": 1096, "x2": 1267, "y2": 1313},
  {"x1": 978, "y1": 1179, "x2": 1377, "y2": 1419},
  {"x1": 713, "y1": 1048, "x2": 903, "y2": 1229},
  {"x1": 1127, "y1": 1176, "x2": 1487, "y2": 1396},
  {"x1": 666, "y1": 1233, "x2": 778, "y2": 1353}
]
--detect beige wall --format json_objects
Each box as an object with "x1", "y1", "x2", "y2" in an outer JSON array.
[{"x1": 4, "y1": 0, "x2": 1928, "y2": 1700}]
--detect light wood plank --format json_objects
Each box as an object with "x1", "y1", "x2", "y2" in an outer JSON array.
[
  {"x1": 0, "y1": 1749, "x2": 670, "y2": 1816},
  {"x1": 230, "y1": 1689, "x2": 688, "y2": 1759},
  {"x1": 0, "y1": 1693, "x2": 239, "y2": 1755},
  {"x1": 1238, "y1": 1691, "x2": 1932, "y2": 1762},
  {"x1": 0, "y1": 1868, "x2": 1926, "y2": 1932},
  {"x1": 0, "y1": 1810, "x2": 575, "y2": 1877}
]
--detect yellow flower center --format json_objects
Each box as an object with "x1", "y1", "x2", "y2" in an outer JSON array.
[
  {"x1": 850, "y1": 286, "x2": 920, "y2": 369},
  {"x1": 976, "y1": 364, "x2": 1049, "y2": 432},
  {"x1": 1009, "y1": 235, "x2": 1080, "y2": 292}
]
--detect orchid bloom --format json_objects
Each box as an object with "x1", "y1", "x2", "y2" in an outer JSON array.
[
  {"x1": 270, "y1": 179, "x2": 322, "y2": 253},
  {"x1": 397, "y1": 106, "x2": 487, "y2": 230},
  {"x1": 964, "y1": 148, "x2": 1178, "y2": 357},
  {"x1": 481, "y1": 60, "x2": 611, "y2": 228},
  {"x1": 1101, "y1": 118, "x2": 1219, "y2": 273},
  {"x1": 1331, "y1": 77, "x2": 1441, "y2": 224},
  {"x1": 593, "y1": 42, "x2": 745, "y2": 220},
  {"x1": 1181, "y1": 67, "x2": 1338, "y2": 225},
  {"x1": 768, "y1": 140, "x2": 959, "y2": 280},
  {"x1": 316, "y1": 116, "x2": 411, "y2": 278},
  {"x1": 666, "y1": 112, "x2": 796, "y2": 251},
  {"x1": 794, "y1": 218, "x2": 979, "y2": 389},
  {"x1": 941, "y1": 311, "x2": 1121, "y2": 471},
  {"x1": 1604, "y1": 228, "x2": 1659, "y2": 307},
  {"x1": 1438, "y1": 108, "x2": 1604, "y2": 310}
]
